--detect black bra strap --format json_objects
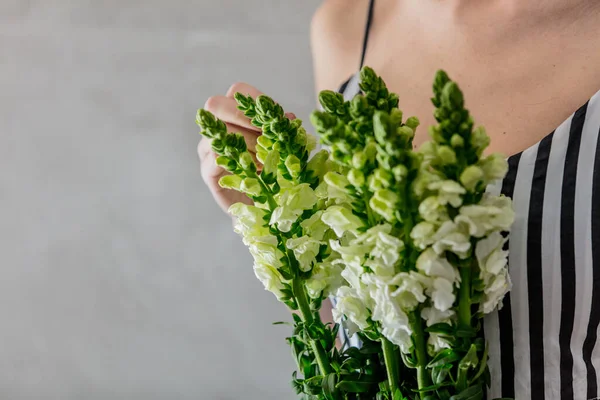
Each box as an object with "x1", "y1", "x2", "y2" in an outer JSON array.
[{"x1": 359, "y1": 0, "x2": 376, "y2": 69}]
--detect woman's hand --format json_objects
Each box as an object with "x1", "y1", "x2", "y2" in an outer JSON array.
[
  {"x1": 197, "y1": 82, "x2": 264, "y2": 214},
  {"x1": 198, "y1": 82, "x2": 296, "y2": 214}
]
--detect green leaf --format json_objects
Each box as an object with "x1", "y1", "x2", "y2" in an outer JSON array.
[
  {"x1": 455, "y1": 327, "x2": 477, "y2": 338},
  {"x1": 393, "y1": 388, "x2": 406, "y2": 400},
  {"x1": 427, "y1": 349, "x2": 461, "y2": 369},
  {"x1": 335, "y1": 379, "x2": 372, "y2": 393},
  {"x1": 321, "y1": 373, "x2": 337, "y2": 399},
  {"x1": 469, "y1": 343, "x2": 489, "y2": 386},
  {"x1": 426, "y1": 323, "x2": 454, "y2": 335},
  {"x1": 432, "y1": 365, "x2": 451, "y2": 385},
  {"x1": 459, "y1": 345, "x2": 479, "y2": 370},
  {"x1": 449, "y1": 384, "x2": 483, "y2": 400}
]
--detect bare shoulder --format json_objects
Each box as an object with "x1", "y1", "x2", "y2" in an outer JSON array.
[{"x1": 310, "y1": 0, "x2": 370, "y2": 93}]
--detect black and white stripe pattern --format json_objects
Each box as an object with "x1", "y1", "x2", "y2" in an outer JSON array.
[
  {"x1": 481, "y1": 92, "x2": 600, "y2": 399},
  {"x1": 338, "y1": 71, "x2": 600, "y2": 397}
]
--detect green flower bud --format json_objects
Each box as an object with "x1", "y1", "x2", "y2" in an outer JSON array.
[
  {"x1": 310, "y1": 111, "x2": 338, "y2": 134},
  {"x1": 471, "y1": 126, "x2": 490, "y2": 156},
  {"x1": 369, "y1": 168, "x2": 393, "y2": 191},
  {"x1": 370, "y1": 189, "x2": 399, "y2": 222},
  {"x1": 348, "y1": 169, "x2": 365, "y2": 187},
  {"x1": 450, "y1": 134, "x2": 464, "y2": 148},
  {"x1": 319, "y1": 90, "x2": 346, "y2": 115},
  {"x1": 352, "y1": 151, "x2": 368, "y2": 169},
  {"x1": 306, "y1": 150, "x2": 329, "y2": 180},
  {"x1": 460, "y1": 165, "x2": 485, "y2": 191},
  {"x1": 240, "y1": 178, "x2": 262, "y2": 196},
  {"x1": 442, "y1": 81, "x2": 464, "y2": 110},
  {"x1": 324, "y1": 171, "x2": 350, "y2": 193},
  {"x1": 255, "y1": 95, "x2": 276, "y2": 116},
  {"x1": 390, "y1": 108, "x2": 404, "y2": 126},
  {"x1": 284, "y1": 154, "x2": 302, "y2": 178},
  {"x1": 239, "y1": 152, "x2": 256, "y2": 172},
  {"x1": 392, "y1": 165, "x2": 408, "y2": 182},
  {"x1": 256, "y1": 135, "x2": 273, "y2": 151},
  {"x1": 263, "y1": 148, "x2": 280, "y2": 178},
  {"x1": 215, "y1": 155, "x2": 237, "y2": 172},
  {"x1": 429, "y1": 125, "x2": 445, "y2": 144},
  {"x1": 397, "y1": 125, "x2": 415, "y2": 145},
  {"x1": 419, "y1": 141, "x2": 437, "y2": 163},
  {"x1": 294, "y1": 126, "x2": 307, "y2": 148},
  {"x1": 405, "y1": 116, "x2": 420, "y2": 131},
  {"x1": 218, "y1": 175, "x2": 242, "y2": 190},
  {"x1": 437, "y1": 145, "x2": 457, "y2": 164},
  {"x1": 373, "y1": 111, "x2": 390, "y2": 144},
  {"x1": 364, "y1": 141, "x2": 377, "y2": 161},
  {"x1": 305, "y1": 130, "x2": 317, "y2": 153},
  {"x1": 479, "y1": 153, "x2": 508, "y2": 181}
]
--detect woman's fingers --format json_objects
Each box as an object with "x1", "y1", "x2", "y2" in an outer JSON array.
[
  {"x1": 225, "y1": 82, "x2": 263, "y2": 100},
  {"x1": 224, "y1": 123, "x2": 259, "y2": 153}
]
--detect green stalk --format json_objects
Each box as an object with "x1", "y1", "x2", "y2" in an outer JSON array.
[
  {"x1": 410, "y1": 310, "x2": 432, "y2": 398},
  {"x1": 458, "y1": 265, "x2": 472, "y2": 329},
  {"x1": 293, "y1": 278, "x2": 333, "y2": 376},
  {"x1": 381, "y1": 338, "x2": 402, "y2": 395}
]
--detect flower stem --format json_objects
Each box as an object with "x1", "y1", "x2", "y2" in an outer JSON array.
[
  {"x1": 458, "y1": 264, "x2": 472, "y2": 329},
  {"x1": 293, "y1": 278, "x2": 333, "y2": 376},
  {"x1": 410, "y1": 310, "x2": 431, "y2": 398},
  {"x1": 381, "y1": 338, "x2": 402, "y2": 395}
]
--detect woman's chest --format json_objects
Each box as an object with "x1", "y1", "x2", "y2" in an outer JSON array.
[{"x1": 332, "y1": 5, "x2": 600, "y2": 157}]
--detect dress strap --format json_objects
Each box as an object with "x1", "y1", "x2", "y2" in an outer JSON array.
[{"x1": 359, "y1": 0, "x2": 376, "y2": 69}]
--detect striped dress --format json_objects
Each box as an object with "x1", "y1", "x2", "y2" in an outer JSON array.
[{"x1": 333, "y1": 1, "x2": 600, "y2": 398}]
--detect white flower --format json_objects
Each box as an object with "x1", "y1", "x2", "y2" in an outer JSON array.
[
  {"x1": 383, "y1": 326, "x2": 414, "y2": 354},
  {"x1": 351, "y1": 224, "x2": 403, "y2": 277},
  {"x1": 430, "y1": 277, "x2": 456, "y2": 312},
  {"x1": 322, "y1": 205, "x2": 364, "y2": 236},
  {"x1": 428, "y1": 333, "x2": 452, "y2": 355},
  {"x1": 253, "y1": 261, "x2": 286, "y2": 299},
  {"x1": 340, "y1": 258, "x2": 370, "y2": 296},
  {"x1": 317, "y1": 172, "x2": 353, "y2": 203},
  {"x1": 431, "y1": 221, "x2": 472, "y2": 259},
  {"x1": 411, "y1": 222, "x2": 437, "y2": 250},
  {"x1": 388, "y1": 272, "x2": 430, "y2": 311},
  {"x1": 305, "y1": 261, "x2": 345, "y2": 299},
  {"x1": 248, "y1": 234, "x2": 284, "y2": 268},
  {"x1": 421, "y1": 307, "x2": 455, "y2": 327},
  {"x1": 369, "y1": 285, "x2": 413, "y2": 353},
  {"x1": 479, "y1": 153, "x2": 508, "y2": 182},
  {"x1": 455, "y1": 194, "x2": 514, "y2": 238},
  {"x1": 286, "y1": 236, "x2": 322, "y2": 272},
  {"x1": 370, "y1": 285, "x2": 410, "y2": 327},
  {"x1": 416, "y1": 248, "x2": 460, "y2": 284},
  {"x1": 476, "y1": 232, "x2": 512, "y2": 314},
  {"x1": 270, "y1": 183, "x2": 318, "y2": 232},
  {"x1": 229, "y1": 203, "x2": 270, "y2": 237},
  {"x1": 300, "y1": 211, "x2": 330, "y2": 241},
  {"x1": 427, "y1": 180, "x2": 466, "y2": 208},
  {"x1": 332, "y1": 286, "x2": 370, "y2": 334},
  {"x1": 482, "y1": 269, "x2": 512, "y2": 314},
  {"x1": 476, "y1": 232, "x2": 509, "y2": 277},
  {"x1": 419, "y1": 196, "x2": 449, "y2": 223}
]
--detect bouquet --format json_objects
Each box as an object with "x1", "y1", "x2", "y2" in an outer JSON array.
[{"x1": 196, "y1": 67, "x2": 514, "y2": 400}]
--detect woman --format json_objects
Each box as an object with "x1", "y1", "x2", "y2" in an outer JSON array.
[{"x1": 197, "y1": 1, "x2": 600, "y2": 398}]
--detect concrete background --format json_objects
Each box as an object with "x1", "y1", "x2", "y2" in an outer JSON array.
[{"x1": 0, "y1": 1, "x2": 321, "y2": 398}]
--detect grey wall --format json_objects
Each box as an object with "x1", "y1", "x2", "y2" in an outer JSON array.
[{"x1": 0, "y1": 1, "x2": 321, "y2": 398}]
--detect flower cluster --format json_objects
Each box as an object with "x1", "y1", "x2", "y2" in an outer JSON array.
[
  {"x1": 310, "y1": 67, "x2": 515, "y2": 398},
  {"x1": 198, "y1": 92, "x2": 385, "y2": 399},
  {"x1": 197, "y1": 67, "x2": 515, "y2": 400}
]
